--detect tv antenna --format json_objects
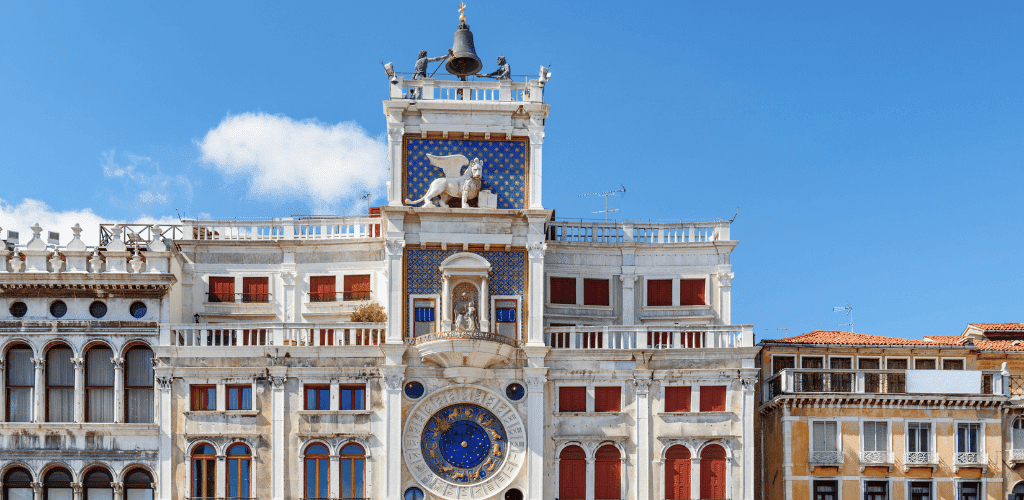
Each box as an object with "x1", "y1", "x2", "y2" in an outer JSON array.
[
  {"x1": 579, "y1": 185, "x2": 626, "y2": 221},
  {"x1": 832, "y1": 301, "x2": 854, "y2": 332}
]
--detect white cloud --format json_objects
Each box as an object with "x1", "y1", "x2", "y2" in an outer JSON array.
[
  {"x1": 0, "y1": 198, "x2": 176, "y2": 247},
  {"x1": 101, "y1": 149, "x2": 191, "y2": 206},
  {"x1": 198, "y1": 112, "x2": 388, "y2": 213}
]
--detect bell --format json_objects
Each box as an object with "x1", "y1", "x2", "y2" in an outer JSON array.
[{"x1": 445, "y1": 24, "x2": 483, "y2": 79}]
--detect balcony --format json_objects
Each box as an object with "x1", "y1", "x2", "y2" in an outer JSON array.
[
  {"x1": 545, "y1": 325, "x2": 753, "y2": 350},
  {"x1": 308, "y1": 291, "x2": 371, "y2": 303},
  {"x1": 954, "y1": 452, "x2": 988, "y2": 467},
  {"x1": 204, "y1": 292, "x2": 275, "y2": 318},
  {"x1": 171, "y1": 323, "x2": 386, "y2": 347},
  {"x1": 391, "y1": 76, "x2": 539, "y2": 103},
  {"x1": 809, "y1": 450, "x2": 843, "y2": 465},
  {"x1": 859, "y1": 451, "x2": 894, "y2": 471},
  {"x1": 903, "y1": 451, "x2": 938, "y2": 471},
  {"x1": 546, "y1": 219, "x2": 729, "y2": 245},
  {"x1": 1009, "y1": 449, "x2": 1024, "y2": 464},
  {"x1": 181, "y1": 217, "x2": 382, "y2": 241},
  {"x1": 763, "y1": 368, "x2": 1005, "y2": 402}
]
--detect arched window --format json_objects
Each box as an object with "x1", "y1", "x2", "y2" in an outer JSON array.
[
  {"x1": 43, "y1": 468, "x2": 73, "y2": 500},
  {"x1": 3, "y1": 466, "x2": 33, "y2": 500},
  {"x1": 558, "y1": 445, "x2": 586, "y2": 500},
  {"x1": 304, "y1": 443, "x2": 330, "y2": 499},
  {"x1": 123, "y1": 468, "x2": 154, "y2": 500},
  {"x1": 191, "y1": 444, "x2": 216, "y2": 499},
  {"x1": 83, "y1": 468, "x2": 113, "y2": 500},
  {"x1": 125, "y1": 346, "x2": 154, "y2": 423},
  {"x1": 699, "y1": 444, "x2": 727, "y2": 500},
  {"x1": 595, "y1": 445, "x2": 621, "y2": 500},
  {"x1": 665, "y1": 445, "x2": 691, "y2": 500},
  {"x1": 86, "y1": 346, "x2": 114, "y2": 422},
  {"x1": 340, "y1": 443, "x2": 365, "y2": 500},
  {"x1": 6, "y1": 345, "x2": 34, "y2": 422},
  {"x1": 1012, "y1": 482, "x2": 1024, "y2": 500},
  {"x1": 46, "y1": 346, "x2": 74, "y2": 422},
  {"x1": 226, "y1": 444, "x2": 251, "y2": 500}
]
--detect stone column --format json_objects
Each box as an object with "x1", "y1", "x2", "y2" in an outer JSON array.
[
  {"x1": 619, "y1": 275, "x2": 637, "y2": 326},
  {"x1": 281, "y1": 271, "x2": 296, "y2": 323},
  {"x1": 527, "y1": 125, "x2": 545, "y2": 209},
  {"x1": 0, "y1": 359, "x2": 6, "y2": 423},
  {"x1": 634, "y1": 376, "x2": 652, "y2": 500},
  {"x1": 441, "y1": 275, "x2": 451, "y2": 330},
  {"x1": 526, "y1": 242, "x2": 546, "y2": 345},
  {"x1": 716, "y1": 271, "x2": 733, "y2": 325},
  {"x1": 479, "y1": 276, "x2": 489, "y2": 332},
  {"x1": 524, "y1": 371, "x2": 547, "y2": 500},
  {"x1": 32, "y1": 357, "x2": 44, "y2": 422},
  {"x1": 329, "y1": 455, "x2": 340, "y2": 499},
  {"x1": 742, "y1": 377, "x2": 756, "y2": 500},
  {"x1": 270, "y1": 374, "x2": 287, "y2": 500},
  {"x1": 385, "y1": 118, "x2": 405, "y2": 206},
  {"x1": 381, "y1": 368, "x2": 405, "y2": 500},
  {"x1": 156, "y1": 376, "x2": 173, "y2": 500},
  {"x1": 112, "y1": 483, "x2": 124, "y2": 500},
  {"x1": 71, "y1": 483, "x2": 82, "y2": 500},
  {"x1": 72, "y1": 357, "x2": 85, "y2": 423},
  {"x1": 385, "y1": 239, "x2": 405, "y2": 342},
  {"x1": 216, "y1": 456, "x2": 227, "y2": 499},
  {"x1": 112, "y1": 357, "x2": 124, "y2": 423},
  {"x1": 690, "y1": 458, "x2": 700, "y2": 500},
  {"x1": 31, "y1": 482, "x2": 41, "y2": 500},
  {"x1": 585, "y1": 458, "x2": 595, "y2": 500}
]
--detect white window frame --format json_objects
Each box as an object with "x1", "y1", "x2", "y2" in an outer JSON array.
[
  {"x1": 808, "y1": 419, "x2": 842, "y2": 466},
  {"x1": 677, "y1": 275, "x2": 709, "y2": 306},
  {"x1": 547, "y1": 275, "x2": 578, "y2": 306},
  {"x1": 953, "y1": 479, "x2": 983, "y2": 500},
  {"x1": 490, "y1": 295, "x2": 522, "y2": 339},
  {"x1": 904, "y1": 420, "x2": 937, "y2": 469},
  {"x1": 860, "y1": 478, "x2": 890, "y2": 500},
  {"x1": 883, "y1": 356, "x2": 910, "y2": 370},
  {"x1": 860, "y1": 419, "x2": 892, "y2": 467},
  {"x1": 857, "y1": 357, "x2": 882, "y2": 369},
  {"x1": 800, "y1": 355, "x2": 826, "y2": 369},
  {"x1": 579, "y1": 276, "x2": 613, "y2": 309},
  {"x1": 408, "y1": 294, "x2": 440, "y2": 338},
  {"x1": 810, "y1": 478, "x2": 842, "y2": 500},
  {"x1": 954, "y1": 420, "x2": 985, "y2": 467},
  {"x1": 659, "y1": 381, "x2": 694, "y2": 413},
  {"x1": 1012, "y1": 417, "x2": 1024, "y2": 462},
  {"x1": 770, "y1": 354, "x2": 797, "y2": 375},
  {"x1": 827, "y1": 356, "x2": 853, "y2": 369},
  {"x1": 912, "y1": 357, "x2": 939, "y2": 370},
  {"x1": 904, "y1": 479, "x2": 935, "y2": 500},
  {"x1": 641, "y1": 275, "x2": 676, "y2": 308},
  {"x1": 223, "y1": 378, "x2": 257, "y2": 412},
  {"x1": 696, "y1": 383, "x2": 730, "y2": 413},
  {"x1": 941, "y1": 357, "x2": 967, "y2": 370}
]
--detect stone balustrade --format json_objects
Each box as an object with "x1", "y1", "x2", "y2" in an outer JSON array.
[
  {"x1": 544, "y1": 324, "x2": 753, "y2": 350},
  {"x1": 171, "y1": 322, "x2": 386, "y2": 347},
  {"x1": 546, "y1": 220, "x2": 730, "y2": 244},
  {"x1": 0, "y1": 223, "x2": 171, "y2": 274},
  {"x1": 181, "y1": 217, "x2": 382, "y2": 241},
  {"x1": 391, "y1": 76, "x2": 541, "y2": 103},
  {"x1": 763, "y1": 368, "x2": 1006, "y2": 401}
]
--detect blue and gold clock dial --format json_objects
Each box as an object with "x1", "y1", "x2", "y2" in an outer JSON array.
[{"x1": 421, "y1": 403, "x2": 507, "y2": 484}]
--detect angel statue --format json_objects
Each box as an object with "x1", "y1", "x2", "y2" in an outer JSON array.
[{"x1": 404, "y1": 154, "x2": 483, "y2": 208}]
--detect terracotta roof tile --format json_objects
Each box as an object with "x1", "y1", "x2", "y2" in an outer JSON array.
[
  {"x1": 974, "y1": 340, "x2": 1024, "y2": 351},
  {"x1": 922, "y1": 335, "x2": 966, "y2": 345},
  {"x1": 969, "y1": 323, "x2": 1024, "y2": 331},
  {"x1": 764, "y1": 330, "x2": 937, "y2": 346}
]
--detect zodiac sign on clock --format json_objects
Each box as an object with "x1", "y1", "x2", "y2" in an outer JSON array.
[{"x1": 421, "y1": 403, "x2": 508, "y2": 484}]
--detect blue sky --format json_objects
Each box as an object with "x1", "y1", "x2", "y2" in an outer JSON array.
[{"x1": 1, "y1": 1, "x2": 1021, "y2": 339}]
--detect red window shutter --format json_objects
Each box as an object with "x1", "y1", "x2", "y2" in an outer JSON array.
[
  {"x1": 344, "y1": 274, "x2": 371, "y2": 300},
  {"x1": 665, "y1": 446, "x2": 691, "y2": 500},
  {"x1": 700, "y1": 385, "x2": 726, "y2": 412},
  {"x1": 210, "y1": 277, "x2": 234, "y2": 302},
  {"x1": 243, "y1": 277, "x2": 269, "y2": 302},
  {"x1": 699, "y1": 445, "x2": 727, "y2": 499},
  {"x1": 594, "y1": 386, "x2": 621, "y2": 412},
  {"x1": 665, "y1": 386, "x2": 691, "y2": 412},
  {"x1": 583, "y1": 278, "x2": 610, "y2": 306},
  {"x1": 647, "y1": 279, "x2": 672, "y2": 306},
  {"x1": 310, "y1": 276, "x2": 336, "y2": 301},
  {"x1": 551, "y1": 277, "x2": 576, "y2": 304},
  {"x1": 680, "y1": 278, "x2": 706, "y2": 305},
  {"x1": 595, "y1": 445, "x2": 621, "y2": 500},
  {"x1": 559, "y1": 446, "x2": 586, "y2": 500},
  {"x1": 559, "y1": 386, "x2": 586, "y2": 412}
]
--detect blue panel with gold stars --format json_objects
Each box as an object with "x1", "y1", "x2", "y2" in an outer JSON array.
[
  {"x1": 404, "y1": 137, "x2": 528, "y2": 209},
  {"x1": 421, "y1": 403, "x2": 507, "y2": 484}
]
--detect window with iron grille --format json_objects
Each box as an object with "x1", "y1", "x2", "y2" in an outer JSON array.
[
  {"x1": 811, "y1": 421, "x2": 840, "y2": 463},
  {"x1": 862, "y1": 421, "x2": 888, "y2": 462},
  {"x1": 242, "y1": 277, "x2": 269, "y2": 303},
  {"x1": 209, "y1": 276, "x2": 235, "y2": 302},
  {"x1": 344, "y1": 274, "x2": 371, "y2": 301},
  {"x1": 309, "y1": 276, "x2": 336, "y2": 302}
]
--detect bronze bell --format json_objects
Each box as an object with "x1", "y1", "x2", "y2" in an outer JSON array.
[{"x1": 445, "y1": 23, "x2": 482, "y2": 79}]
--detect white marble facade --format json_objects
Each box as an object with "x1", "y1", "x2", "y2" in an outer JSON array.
[{"x1": 0, "y1": 69, "x2": 757, "y2": 500}]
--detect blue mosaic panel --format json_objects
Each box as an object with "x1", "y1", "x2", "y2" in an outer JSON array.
[{"x1": 405, "y1": 138, "x2": 527, "y2": 210}]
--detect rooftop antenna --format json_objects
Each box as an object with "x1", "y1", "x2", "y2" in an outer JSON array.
[
  {"x1": 579, "y1": 185, "x2": 626, "y2": 221},
  {"x1": 833, "y1": 301, "x2": 854, "y2": 332}
]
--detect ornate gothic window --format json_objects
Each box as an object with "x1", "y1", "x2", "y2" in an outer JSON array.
[
  {"x1": 3, "y1": 466, "x2": 33, "y2": 500},
  {"x1": 43, "y1": 468, "x2": 73, "y2": 500},
  {"x1": 123, "y1": 469, "x2": 154, "y2": 500}
]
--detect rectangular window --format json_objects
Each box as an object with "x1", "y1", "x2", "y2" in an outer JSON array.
[
  {"x1": 665, "y1": 386, "x2": 691, "y2": 412},
  {"x1": 583, "y1": 278, "x2": 609, "y2": 306},
  {"x1": 344, "y1": 274, "x2": 371, "y2": 301},
  {"x1": 86, "y1": 348, "x2": 115, "y2": 422},
  {"x1": 190, "y1": 385, "x2": 216, "y2": 411},
  {"x1": 495, "y1": 299, "x2": 518, "y2": 338},
  {"x1": 646, "y1": 279, "x2": 672, "y2": 306},
  {"x1": 594, "y1": 386, "x2": 620, "y2": 412},
  {"x1": 864, "y1": 481, "x2": 888, "y2": 500},
  {"x1": 811, "y1": 421, "x2": 839, "y2": 461},
  {"x1": 910, "y1": 482, "x2": 932, "y2": 500},
  {"x1": 813, "y1": 480, "x2": 838, "y2": 500},
  {"x1": 242, "y1": 277, "x2": 269, "y2": 303},
  {"x1": 699, "y1": 385, "x2": 726, "y2": 412},
  {"x1": 309, "y1": 276, "x2": 336, "y2": 303},
  {"x1": 209, "y1": 276, "x2": 235, "y2": 303},
  {"x1": 227, "y1": 385, "x2": 252, "y2": 411},
  {"x1": 943, "y1": 359, "x2": 964, "y2": 370},
  {"x1": 125, "y1": 348, "x2": 154, "y2": 423},
  {"x1": 679, "y1": 278, "x2": 705, "y2": 305},
  {"x1": 305, "y1": 385, "x2": 330, "y2": 411},
  {"x1": 550, "y1": 277, "x2": 576, "y2": 304},
  {"x1": 915, "y1": 358, "x2": 937, "y2": 370},
  {"x1": 47, "y1": 347, "x2": 74, "y2": 422},
  {"x1": 772, "y1": 356, "x2": 795, "y2": 374},
  {"x1": 340, "y1": 384, "x2": 365, "y2": 411},
  {"x1": 957, "y1": 423, "x2": 980, "y2": 453},
  {"x1": 802, "y1": 357, "x2": 824, "y2": 368},
  {"x1": 859, "y1": 358, "x2": 880, "y2": 369},
  {"x1": 958, "y1": 481, "x2": 981, "y2": 500},
  {"x1": 413, "y1": 299, "x2": 436, "y2": 337},
  {"x1": 886, "y1": 358, "x2": 908, "y2": 370},
  {"x1": 907, "y1": 423, "x2": 931, "y2": 453},
  {"x1": 863, "y1": 421, "x2": 888, "y2": 453},
  {"x1": 559, "y1": 386, "x2": 586, "y2": 412},
  {"x1": 7, "y1": 347, "x2": 34, "y2": 422}
]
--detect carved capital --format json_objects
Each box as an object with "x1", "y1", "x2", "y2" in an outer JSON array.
[
  {"x1": 270, "y1": 376, "x2": 287, "y2": 389},
  {"x1": 111, "y1": 357, "x2": 124, "y2": 370},
  {"x1": 280, "y1": 271, "x2": 296, "y2": 286},
  {"x1": 527, "y1": 242, "x2": 547, "y2": 259},
  {"x1": 71, "y1": 483, "x2": 83, "y2": 494},
  {"x1": 633, "y1": 378, "x2": 652, "y2": 395},
  {"x1": 156, "y1": 376, "x2": 173, "y2": 391},
  {"x1": 71, "y1": 358, "x2": 85, "y2": 369},
  {"x1": 717, "y1": 272, "x2": 735, "y2": 287},
  {"x1": 111, "y1": 483, "x2": 124, "y2": 495},
  {"x1": 31, "y1": 358, "x2": 44, "y2": 369},
  {"x1": 524, "y1": 377, "x2": 546, "y2": 392},
  {"x1": 741, "y1": 377, "x2": 756, "y2": 392},
  {"x1": 31, "y1": 482, "x2": 41, "y2": 493},
  {"x1": 619, "y1": 274, "x2": 638, "y2": 287},
  {"x1": 386, "y1": 239, "x2": 406, "y2": 256},
  {"x1": 382, "y1": 373, "x2": 404, "y2": 391}
]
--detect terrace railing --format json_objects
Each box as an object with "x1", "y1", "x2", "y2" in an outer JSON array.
[
  {"x1": 545, "y1": 325, "x2": 753, "y2": 350},
  {"x1": 171, "y1": 323, "x2": 385, "y2": 347},
  {"x1": 763, "y1": 368, "x2": 1006, "y2": 402},
  {"x1": 546, "y1": 220, "x2": 729, "y2": 244},
  {"x1": 181, "y1": 217, "x2": 381, "y2": 241}
]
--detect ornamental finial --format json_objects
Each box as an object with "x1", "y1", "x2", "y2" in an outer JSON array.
[{"x1": 458, "y1": 2, "x2": 467, "y2": 23}]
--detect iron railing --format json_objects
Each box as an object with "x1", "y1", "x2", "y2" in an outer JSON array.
[{"x1": 207, "y1": 292, "x2": 272, "y2": 304}]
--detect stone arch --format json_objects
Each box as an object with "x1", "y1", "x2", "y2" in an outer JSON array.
[
  {"x1": 1, "y1": 462, "x2": 37, "y2": 482},
  {"x1": 119, "y1": 339, "x2": 154, "y2": 357},
  {"x1": 2, "y1": 338, "x2": 37, "y2": 357},
  {"x1": 660, "y1": 441, "x2": 698, "y2": 460},
  {"x1": 40, "y1": 462, "x2": 78, "y2": 483},
  {"x1": 697, "y1": 440, "x2": 733, "y2": 459},
  {"x1": 117, "y1": 463, "x2": 156, "y2": 483}
]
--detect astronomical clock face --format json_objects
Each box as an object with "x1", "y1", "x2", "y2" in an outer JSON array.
[{"x1": 404, "y1": 386, "x2": 527, "y2": 500}]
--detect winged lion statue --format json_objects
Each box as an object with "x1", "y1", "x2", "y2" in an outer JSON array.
[{"x1": 405, "y1": 154, "x2": 483, "y2": 208}]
